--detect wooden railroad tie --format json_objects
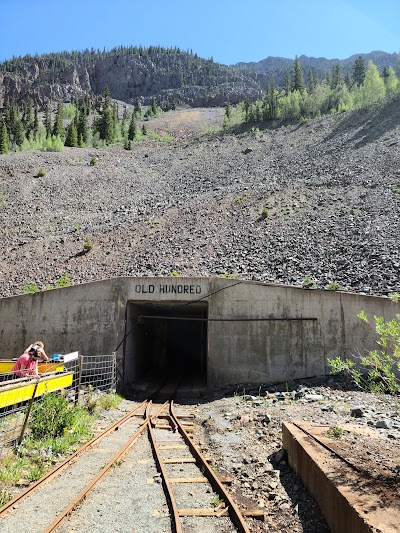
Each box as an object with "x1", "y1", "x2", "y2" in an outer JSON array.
[
  {"x1": 159, "y1": 445, "x2": 187, "y2": 450},
  {"x1": 168, "y1": 476, "x2": 232, "y2": 484},
  {"x1": 177, "y1": 508, "x2": 264, "y2": 519},
  {"x1": 162, "y1": 457, "x2": 212, "y2": 464},
  {"x1": 153, "y1": 423, "x2": 194, "y2": 432}
]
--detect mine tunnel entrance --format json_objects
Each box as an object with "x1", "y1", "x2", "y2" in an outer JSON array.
[{"x1": 124, "y1": 301, "x2": 208, "y2": 392}]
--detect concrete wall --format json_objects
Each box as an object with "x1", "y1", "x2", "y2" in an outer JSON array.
[{"x1": 0, "y1": 277, "x2": 397, "y2": 388}]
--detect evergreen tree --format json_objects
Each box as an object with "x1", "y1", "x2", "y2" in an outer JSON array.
[
  {"x1": 77, "y1": 109, "x2": 89, "y2": 145},
  {"x1": 134, "y1": 99, "x2": 142, "y2": 117},
  {"x1": 0, "y1": 117, "x2": 9, "y2": 154},
  {"x1": 65, "y1": 122, "x2": 78, "y2": 147},
  {"x1": 150, "y1": 96, "x2": 157, "y2": 116},
  {"x1": 331, "y1": 63, "x2": 342, "y2": 89},
  {"x1": 141, "y1": 123, "x2": 147, "y2": 136},
  {"x1": 352, "y1": 56, "x2": 366, "y2": 86},
  {"x1": 52, "y1": 101, "x2": 65, "y2": 138},
  {"x1": 264, "y1": 80, "x2": 278, "y2": 119},
  {"x1": 11, "y1": 105, "x2": 24, "y2": 146},
  {"x1": 307, "y1": 68, "x2": 317, "y2": 94},
  {"x1": 121, "y1": 107, "x2": 128, "y2": 134},
  {"x1": 33, "y1": 104, "x2": 39, "y2": 140},
  {"x1": 44, "y1": 103, "x2": 52, "y2": 138},
  {"x1": 14, "y1": 118, "x2": 25, "y2": 146},
  {"x1": 292, "y1": 57, "x2": 305, "y2": 92},
  {"x1": 128, "y1": 112, "x2": 137, "y2": 140},
  {"x1": 225, "y1": 102, "x2": 232, "y2": 120},
  {"x1": 284, "y1": 69, "x2": 291, "y2": 95},
  {"x1": 97, "y1": 86, "x2": 115, "y2": 144},
  {"x1": 22, "y1": 98, "x2": 34, "y2": 136}
]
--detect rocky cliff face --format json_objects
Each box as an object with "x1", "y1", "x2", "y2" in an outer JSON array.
[{"x1": 0, "y1": 52, "x2": 264, "y2": 108}]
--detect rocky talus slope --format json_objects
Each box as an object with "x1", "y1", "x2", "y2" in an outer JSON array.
[{"x1": 0, "y1": 98, "x2": 399, "y2": 298}]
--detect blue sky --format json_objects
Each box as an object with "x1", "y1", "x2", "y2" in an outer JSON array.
[{"x1": 1, "y1": 0, "x2": 399, "y2": 64}]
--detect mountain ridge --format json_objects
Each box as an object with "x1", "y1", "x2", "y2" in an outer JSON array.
[{"x1": 0, "y1": 47, "x2": 398, "y2": 109}]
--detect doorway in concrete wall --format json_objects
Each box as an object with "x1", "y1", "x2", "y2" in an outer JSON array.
[{"x1": 123, "y1": 301, "x2": 208, "y2": 396}]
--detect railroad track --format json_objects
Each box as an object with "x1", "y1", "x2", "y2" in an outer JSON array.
[{"x1": 0, "y1": 397, "x2": 261, "y2": 532}]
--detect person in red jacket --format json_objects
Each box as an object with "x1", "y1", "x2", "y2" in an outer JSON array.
[{"x1": 12, "y1": 345, "x2": 42, "y2": 378}]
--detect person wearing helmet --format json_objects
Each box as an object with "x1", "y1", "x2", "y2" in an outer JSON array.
[{"x1": 12, "y1": 345, "x2": 42, "y2": 378}]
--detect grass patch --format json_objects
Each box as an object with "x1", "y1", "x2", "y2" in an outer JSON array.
[
  {"x1": 97, "y1": 393, "x2": 123, "y2": 411},
  {"x1": 0, "y1": 390, "x2": 123, "y2": 494}
]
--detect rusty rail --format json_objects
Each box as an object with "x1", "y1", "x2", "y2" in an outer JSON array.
[
  {"x1": 0, "y1": 400, "x2": 148, "y2": 517},
  {"x1": 170, "y1": 401, "x2": 251, "y2": 532}
]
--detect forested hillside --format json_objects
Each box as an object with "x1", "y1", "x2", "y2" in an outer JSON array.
[
  {"x1": 0, "y1": 48, "x2": 399, "y2": 155},
  {"x1": 0, "y1": 46, "x2": 264, "y2": 109}
]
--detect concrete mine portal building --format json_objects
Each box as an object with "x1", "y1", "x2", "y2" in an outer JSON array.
[{"x1": 0, "y1": 277, "x2": 397, "y2": 393}]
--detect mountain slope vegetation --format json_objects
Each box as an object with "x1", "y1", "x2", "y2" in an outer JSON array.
[{"x1": 0, "y1": 95, "x2": 399, "y2": 298}]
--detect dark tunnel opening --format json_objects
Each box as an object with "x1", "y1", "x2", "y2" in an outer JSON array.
[{"x1": 123, "y1": 301, "x2": 208, "y2": 394}]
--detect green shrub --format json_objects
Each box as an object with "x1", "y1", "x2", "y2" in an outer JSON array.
[
  {"x1": 97, "y1": 393, "x2": 123, "y2": 410},
  {"x1": 327, "y1": 293, "x2": 400, "y2": 394},
  {"x1": 29, "y1": 393, "x2": 78, "y2": 439},
  {"x1": 90, "y1": 157, "x2": 97, "y2": 166},
  {"x1": 37, "y1": 167, "x2": 46, "y2": 177},
  {"x1": 169, "y1": 270, "x2": 180, "y2": 277},
  {"x1": 302, "y1": 275, "x2": 317, "y2": 289},
  {"x1": 261, "y1": 207, "x2": 269, "y2": 220},
  {"x1": 55, "y1": 272, "x2": 71, "y2": 288},
  {"x1": 22, "y1": 281, "x2": 39, "y2": 294},
  {"x1": 83, "y1": 237, "x2": 94, "y2": 252},
  {"x1": 325, "y1": 281, "x2": 342, "y2": 291}
]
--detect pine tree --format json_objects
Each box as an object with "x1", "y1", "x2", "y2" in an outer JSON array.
[
  {"x1": 264, "y1": 80, "x2": 278, "y2": 119},
  {"x1": 134, "y1": 99, "x2": 142, "y2": 117},
  {"x1": 142, "y1": 123, "x2": 147, "y2": 136},
  {"x1": 77, "y1": 108, "x2": 89, "y2": 145},
  {"x1": 0, "y1": 117, "x2": 9, "y2": 154},
  {"x1": 52, "y1": 101, "x2": 65, "y2": 138},
  {"x1": 293, "y1": 57, "x2": 305, "y2": 92},
  {"x1": 65, "y1": 122, "x2": 78, "y2": 147},
  {"x1": 331, "y1": 63, "x2": 342, "y2": 89},
  {"x1": 121, "y1": 107, "x2": 128, "y2": 134},
  {"x1": 284, "y1": 69, "x2": 291, "y2": 95},
  {"x1": 307, "y1": 68, "x2": 317, "y2": 94},
  {"x1": 33, "y1": 104, "x2": 39, "y2": 140},
  {"x1": 97, "y1": 87, "x2": 115, "y2": 144},
  {"x1": 352, "y1": 56, "x2": 366, "y2": 86},
  {"x1": 11, "y1": 105, "x2": 24, "y2": 146},
  {"x1": 150, "y1": 96, "x2": 157, "y2": 116},
  {"x1": 128, "y1": 112, "x2": 137, "y2": 140},
  {"x1": 44, "y1": 103, "x2": 52, "y2": 138}
]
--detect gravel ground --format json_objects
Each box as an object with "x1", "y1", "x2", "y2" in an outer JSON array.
[
  {"x1": 1, "y1": 381, "x2": 399, "y2": 532},
  {"x1": 195, "y1": 377, "x2": 400, "y2": 532},
  {"x1": 0, "y1": 99, "x2": 399, "y2": 297},
  {"x1": 0, "y1": 401, "x2": 172, "y2": 533}
]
